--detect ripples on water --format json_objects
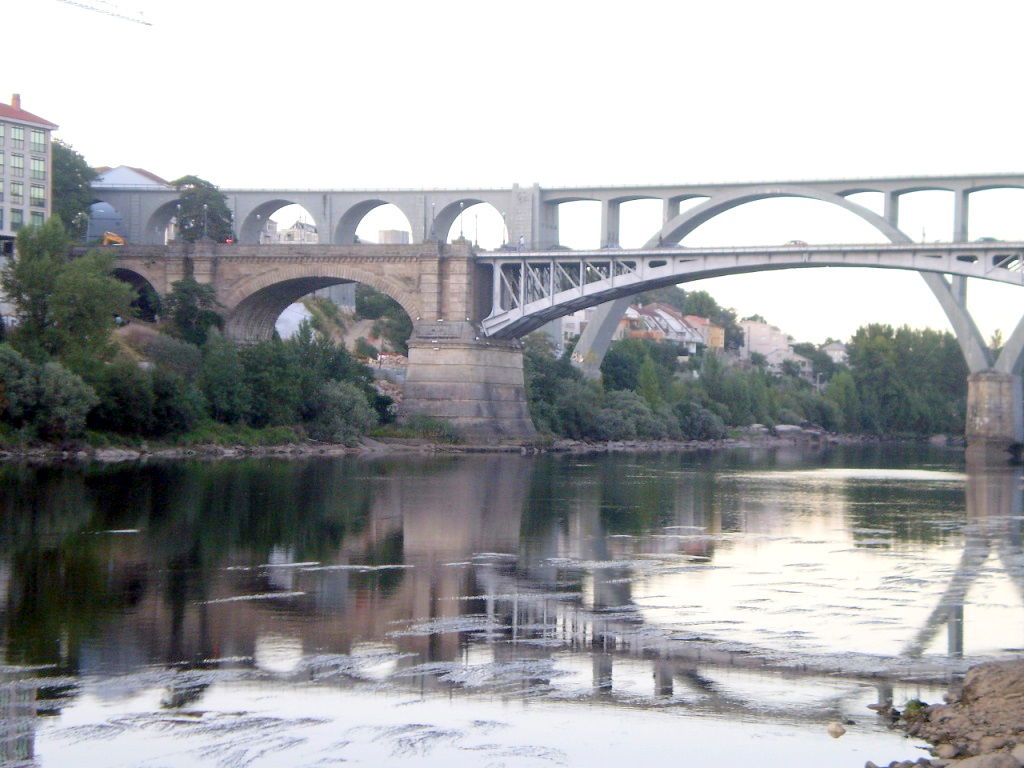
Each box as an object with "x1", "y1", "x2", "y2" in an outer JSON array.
[{"x1": 0, "y1": 445, "x2": 1021, "y2": 767}]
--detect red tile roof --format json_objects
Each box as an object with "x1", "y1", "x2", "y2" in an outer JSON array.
[{"x1": 0, "y1": 102, "x2": 57, "y2": 129}]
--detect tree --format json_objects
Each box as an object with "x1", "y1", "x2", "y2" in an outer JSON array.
[
  {"x1": 2, "y1": 217, "x2": 132, "y2": 367},
  {"x1": 199, "y1": 330, "x2": 250, "y2": 423},
  {"x1": 52, "y1": 140, "x2": 98, "y2": 241},
  {"x1": 163, "y1": 278, "x2": 222, "y2": 346},
  {"x1": 171, "y1": 175, "x2": 233, "y2": 242}
]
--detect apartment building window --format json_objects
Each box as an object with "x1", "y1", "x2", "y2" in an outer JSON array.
[
  {"x1": 0, "y1": 208, "x2": 4, "y2": 229},
  {"x1": 0, "y1": 124, "x2": 5, "y2": 142},
  {"x1": 10, "y1": 155, "x2": 23, "y2": 177},
  {"x1": 10, "y1": 126, "x2": 23, "y2": 149},
  {"x1": 11, "y1": 209, "x2": 23, "y2": 230},
  {"x1": 0, "y1": 151, "x2": 4, "y2": 175},
  {"x1": 30, "y1": 158, "x2": 44, "y2": 180},
  {"x1": 10, "y1": 182, "x2": 23, "y2": 204},
  {"x1": 30, "y1": 130, "x2": 44, "y2": 153},
  {"x1": 30, "y1": 211, "x2": 43, "y2": 227},
  {"x1": 30, "y1": 185, "x2": 44, "y2": 208}
]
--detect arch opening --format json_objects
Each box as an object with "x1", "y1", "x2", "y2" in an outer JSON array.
[
  {"x1": 893, "y1": 190, "x2": 954, "y2": 243},
  {"x1": 145, "y1": 199, "x2": 183, "y2": 245},
  {"x1": 86, "y1": 200, "x2": 124, "y2": 243},
  {"x1": 843, "y1": 191, "x2": 884, "y2": 217},
  {"x1": 333, "y1": 201, "x2": 413, "y2": 245},
  {"x1": 240, "y1": 199, "x2": 320, "y2": 245},
  {"x1": 555, "y1": 200, "x2": 601, "y2": 250},
  {"x1": 112, "y1": 268, "x2": 160, "y2": 322},
  {"x1": 617, "y1": 198, "x2": 662, "y2": 248},
  {"x1": 441, "y1": 200, "x2": 507, "y2": 250},
  {"x1": 228, "y1": 271, "x2": 416, "y2": 357},
  {"x1": 675, "y1": 196, "x2": 891, "y2": 248}
]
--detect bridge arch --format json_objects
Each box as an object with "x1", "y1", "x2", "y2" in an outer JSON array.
[
  {"x1": 433, "y1": 199, "x2": 507, "y2": 247},
  {"x1": 567, "y1": 186, "x2": 993, "y2": 378},
  {"x1": 335, "y1": 200, "x2": 415, "y2": 244},
  {"x1": 238, "y1": 199, "x2": 321, "y2": 245},
  {"x1": 652, "y1": 185, "x2": 910, "y2": 247},
  {"x1": 222, "y1": 264, "x2": 420, "y2": 344},
  {"x1": 144, "y1": 199, "x2": 183, "y2": 245},
  {"x1": 112, "y1": 267, "x2": 161, "y2": 322}
]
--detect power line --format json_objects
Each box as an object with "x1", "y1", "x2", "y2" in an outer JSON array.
[{"x1": 54, "y1": 0, "x2": 152, "y2": 26}]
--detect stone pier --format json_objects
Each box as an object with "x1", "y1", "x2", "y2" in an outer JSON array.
[
  {"x1": 965, "y1": 371, "x2": 1024, "y2": 463},
  {"x1": 402, "y1": 323, "x2": 536, "y2": 440}
]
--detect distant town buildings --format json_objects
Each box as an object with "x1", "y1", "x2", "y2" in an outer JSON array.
[
  {"x1": 617, "y1": 303, "x2": 704, "y2": 355},
  {"x1": 0, "y1": 94, "x2": 57, "y2": 256},
  {"x1": 823, "y1": 341, "x2": 848, "y2": 365},
  {"x1": 739, "y1": 318, "x2": 812, "y2": 377},
  {"x1": 684, "y1": 315, "x2": 725, "y2": 352}
]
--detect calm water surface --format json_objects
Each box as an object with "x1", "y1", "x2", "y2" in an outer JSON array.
[{"x1": 1, "y1": 445, "x2": 1022, "y2": 767}]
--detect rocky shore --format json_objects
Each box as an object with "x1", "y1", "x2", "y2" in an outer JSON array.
[
  {"x1": 0, "y1": 425, "x2": 896, "y2": 465},
  {"x1": 867, "y1": 661, "x2": 1024, "y2": 768}
]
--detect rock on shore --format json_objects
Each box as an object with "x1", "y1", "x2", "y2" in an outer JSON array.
[{"x1": 875, "y1": 661, "x2": 1024, "y2": 768}]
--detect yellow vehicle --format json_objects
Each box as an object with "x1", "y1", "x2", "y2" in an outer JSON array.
[{"x1": 102, "y1": 231, "x2": 126, "y2": 246}]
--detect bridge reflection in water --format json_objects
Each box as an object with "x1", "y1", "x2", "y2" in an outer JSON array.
[{"x1": 1, "y1": 451, "x2": 1023, "y2": 762}]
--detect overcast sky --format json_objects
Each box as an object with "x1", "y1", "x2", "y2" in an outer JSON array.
[{"x1": 10, "y1": 0, "x2": 1024, "y2": 344}]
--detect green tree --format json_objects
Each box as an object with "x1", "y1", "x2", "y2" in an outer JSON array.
[
  {"x1": 2, "y1": 217, "x2": 132, "y2": 366},
  {"x1": 34, "y1": 362, "x2": 97, "y2": 440},
  {"x1": 50, "y1": 250, "x2": 133, "y2": 371},
  {"x1": 240, "y1": 340, "x2": 301, "y2": 428},
  {"x1": 637, "y1": 354, "x2": 663, "y2": 408},
  {"x1": 305, "y1": 381, "x2": 377, "y2": 443},
  {"x1": 199, "y1": 330, "x2": 250, "y2": 423},
  {"x1": 163, "y1": 278, "x2": 222, "y2": 346},
  {"x1": 171, "y1": 176, "x2": 233, "y2": 242},
  {"x1": 52, "y1": 140, "x2": 98, "y2": 241}
]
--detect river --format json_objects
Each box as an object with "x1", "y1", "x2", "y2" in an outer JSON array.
[{"x1": 1, "y1": 445, "x2": 1021, "y2": 767}]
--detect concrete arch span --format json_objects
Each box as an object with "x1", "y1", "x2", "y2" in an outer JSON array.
[
  {"x1": 652, "y1": 185, "x2": 910, "y2": 247},
  {"x1": 222, "y1": 264, "x2": 420, "y2": 344},
  {"x1": 572, "y1": 186, "x2": 998, "y2": 379},
  {"x1": 238, "y1": 199, "x2": 321, "y2": 245},
  {"x1": 433, "y1": 198, "x2": 490, "y2": 243},
  {"x1": 144, "y1": 199, "x2": 183, "y2": 245},
  {"x1": 335, "y1": 200, "x2": 416, "y2": 244}
]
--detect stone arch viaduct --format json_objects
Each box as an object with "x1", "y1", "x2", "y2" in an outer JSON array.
[{"x1": 99, "y1": 174, "x2": 1024, "y2": 457}]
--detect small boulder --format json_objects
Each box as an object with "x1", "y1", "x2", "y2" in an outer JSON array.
[
  {"x1": 954, "y1": 753, "x2": 1021, "y2": 768},
  {"x1": 935, "y1": 744, "x2": 960, "y2": 759},
  {"x1": 828, "y1": 721, "x2": 847, "y2": 738}
]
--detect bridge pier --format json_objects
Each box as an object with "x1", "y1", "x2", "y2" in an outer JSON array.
[
  {"x1": 966, "y1": 371, "x2": 1024, "y2": 463},
  {"x1": 402, "y1": 323, "x2": 536, "y2": 441}
]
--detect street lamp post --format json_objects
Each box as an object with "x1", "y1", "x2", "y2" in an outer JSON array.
[{"x1": 459, "y1": 201, "x2": 465, "y2": 240}]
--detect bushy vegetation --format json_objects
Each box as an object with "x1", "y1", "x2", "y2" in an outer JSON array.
[
  {"x1": 524, "y1": 318, "x2": 971, "y2": 442},
  {"x1": 0, "y1": 219, "x2": 391, "y2": 447}
]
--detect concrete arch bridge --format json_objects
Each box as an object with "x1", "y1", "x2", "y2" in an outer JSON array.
[{"x1": 102, "y1": 173, "x2": 1024, "y2": 455}]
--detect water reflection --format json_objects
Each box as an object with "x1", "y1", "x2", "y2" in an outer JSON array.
[{"x1": 0, "y1": 449, "x2": 1022, "y2": 767}]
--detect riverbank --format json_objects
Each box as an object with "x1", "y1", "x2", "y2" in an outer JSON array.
[
  {"x1": 870, "y1": 661, "x2": 1024, "y2": 768},
  {"x1": 0, "y1": 426, "x2": 921, "y2": 465}
]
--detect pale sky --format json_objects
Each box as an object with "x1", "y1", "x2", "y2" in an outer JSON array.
[{"x1": 10, "y1": 0, "x2": 1024, "y2": 345}]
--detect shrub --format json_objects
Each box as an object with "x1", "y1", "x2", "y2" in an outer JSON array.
[
  {"x1": 305, "y1": 381, "x2": 377, "y2": 444},
  {"x1": 34, "y1": 362, "x2": 97, "y2": 440},
  {"x1": 150, "y1": 368, "x2": 205, "y2": 436},
  {"x1": 354, "y1": 337, "x2": 379, "y2": 359},
  {"x1": 144, "y1": 334, "x2": 202, "y2": 378},
  {"x1": 85, "y1": 360, "x2": 155, "y2": 435},
  {"x1": 200, "y1": 330, "x2": 250, "y2": 424},
  {"x1": 675, "y1": 402, "x2": 727, "y2": 441},
  {"x1": 0, "y1": 343, "x2": 39, "y2": 426}
]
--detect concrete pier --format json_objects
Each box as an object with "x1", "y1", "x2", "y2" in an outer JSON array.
[
  {"x1": 403, "y1": 324, "x2": 536, "y2": 440},
  {"x1": 966, "y1": 371, "x2": 1024, "y2": 464}
]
